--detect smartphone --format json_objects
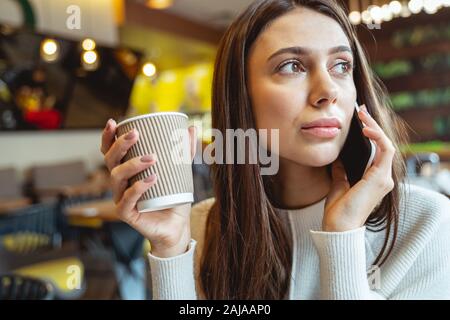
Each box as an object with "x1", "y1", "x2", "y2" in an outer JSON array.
[{"x1": 338, "y1": 102, "x2": 377, "y2": 187}]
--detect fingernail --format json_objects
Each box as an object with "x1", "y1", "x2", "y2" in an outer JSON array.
[
  {"x1": 143, "y1": 174, "x2": 156, "y2": 183},
  {"x1": 105, "y1": 119, "x2": 113, "y2": 130},
  {"x1": 125, "y1": 129, "x2": 136, "y2": 140},
  {"x1": 140, "y1": 155, "x2": 154, "y2": 162}
]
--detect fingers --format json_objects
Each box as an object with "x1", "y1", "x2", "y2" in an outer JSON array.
[
  {"x1": 358, "y1": 106, "x2": 395, "y2": 152},
  {"x1": 358, "y1": 106, "x2": 392, "y2": 154},
  {"x1": 101, "y1": 119, "x2": 117, "y2": 155},
  {"x1": 358, "y1": 105, "x2": 383, "y2": 133},
  {"x1": 360, "y1": 129, "x2": 394, "y2": 173},
  {"x1": 104, "y1": 129, "x2": 139, "y2": 172},
  {"x1": 188, "y1": 125, "x2": 197, "y2": 161},
  {"x1": 110, "y1": 154, "x2": 157, "y2": 203},
  {"x1": 358, "y1": 106, "x2": 395, "y2": 190},
  {"x1": 359, "y1": 104, "x2": 368, "y2": 114},
  {"x1": 117, "y1": 175, "x2": 157, "y2": 226}
]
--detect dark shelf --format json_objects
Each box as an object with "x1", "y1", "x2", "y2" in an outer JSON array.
[
  {"x1": 356, "y1": 7, "x2": 450, "y2": 43},
  {"x1": 355, "y1": 6, "x2": 450, "y2": 144},
  {"x1": 396, "y1": 105, "x2": 450, "y2": 142},
  {"x1": 382, "y1": 71, "x2": 450, "y2": 93},
  {"x1": 366, "y1": 40, "x2": 450, "y2": 63}
]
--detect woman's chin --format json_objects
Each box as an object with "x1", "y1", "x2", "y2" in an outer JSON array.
[
  {"x1": 308, "y1": 158, "x2": 338, "y2": 167},
  {"x1": 293, "y1": 148, "x2": 340, "y2": 167}
]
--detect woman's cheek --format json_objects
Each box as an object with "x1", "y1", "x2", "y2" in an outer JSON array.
[{"x1": 255, "y1": 83, "x2": 305, "y2": 130}]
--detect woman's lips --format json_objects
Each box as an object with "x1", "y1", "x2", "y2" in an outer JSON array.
[{"x1": 300, "y1": 126, "x2": 340, "y2": 138}]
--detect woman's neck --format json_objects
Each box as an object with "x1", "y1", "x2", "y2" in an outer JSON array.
[{"x1": 270, "y1": 157, "x2": 331, "y2": 210}]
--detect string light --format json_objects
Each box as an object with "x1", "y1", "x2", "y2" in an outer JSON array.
[
  {"x1": 349, "y1": 11, "x2": 362, "y2": 24},
  {"x1": 361, "y1": 10, "x2": 373, "y2": 24},
  {"x1": 369, "y1": 5, "x2": 383, "y2": 23},
  {"x1": 349, "y1": 0, "x2": 361, "y2": 24},
  {"x1": 146, "y1": 0, "x2": 173, "y2": 9},
  {"x1": 382, "y1": 4, "x2": 394, "y2": 21},
  {"x1": 40, "y1": 38, "x2": 59, "y2": 62},
  {"x1": 142, "y1": 62, "x2": 156, "y2": 77},
  {"x1": 401, "y1": 2, "x2": 413, "y2": 17},
  {"x1": 83, "y1": 50, "x2": 97, "y2": 65},
  {"x1": 348, "y1": 0, "x2": 446, "y2": 25},
  {"x1": 423, "y1": 0, "x2": 440, "y2": 13},
  {"x1": 82, "y1": 38, "x2": 96, "y2": 51},
  {"x1": 82, "y1": 50, "x2": 99, "y2": 71},
  {"x1": 408, "y1": 0, "x2": 424, "y2": 13},
  {"x1": 389, "y1": 1, "x2": 403, "y2": 15}
]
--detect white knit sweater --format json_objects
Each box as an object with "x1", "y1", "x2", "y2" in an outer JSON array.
[{"x1": 148, "y1": 183, "x2": 450, "y2": 300}]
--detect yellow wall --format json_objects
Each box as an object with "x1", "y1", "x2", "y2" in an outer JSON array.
[{"x1": 129, "y1": 62, "x2": 213, "y2": 115}]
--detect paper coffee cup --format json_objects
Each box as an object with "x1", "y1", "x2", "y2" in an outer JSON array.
[{"x1": 116, "y1": 112, "x2": 194, "y2": 212}]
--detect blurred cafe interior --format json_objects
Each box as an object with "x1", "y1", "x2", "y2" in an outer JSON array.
[{"x1": 0, "y1": 0, "x2": 449, "y2": 300}]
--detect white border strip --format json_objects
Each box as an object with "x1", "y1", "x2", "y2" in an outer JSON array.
[{"x1": 137, "y1": 193, "x2": 194, "y2": 213}]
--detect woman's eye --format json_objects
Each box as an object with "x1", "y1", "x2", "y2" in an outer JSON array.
[
  {"x1": 331, "y1": 61, "x2": 353, "y2": 74},
  {"x1": 278, "y1": 61, "x2": 305, "y2": 75}
]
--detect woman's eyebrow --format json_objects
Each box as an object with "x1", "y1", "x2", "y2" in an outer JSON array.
[{"x1": 267, "y1": 45, "x2": 353, "y2": 61}]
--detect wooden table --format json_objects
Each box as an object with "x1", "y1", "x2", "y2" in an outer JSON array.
[
  {"x1": 36, "y1": 184, "x2": 111, "y2": 203},
  {"x1": 65, "y1": 199, "x2": 119, "y2": 222},
  {"x1": 0, "y1": 198, "x2": 32, "y2": 215}
]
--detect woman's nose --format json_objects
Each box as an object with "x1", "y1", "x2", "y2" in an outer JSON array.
[
  {"x1": 308, "y1": 71, "x2": 338, "y2": 108},
  {"x1": 314, "y1": 94, "x2": 337, "y2": 108}
]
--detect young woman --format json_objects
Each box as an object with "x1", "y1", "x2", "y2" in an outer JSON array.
[{"x1": 101, "y1": 0, "x2": 450, "y2": 299}]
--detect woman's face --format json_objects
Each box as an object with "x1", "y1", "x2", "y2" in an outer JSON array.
[{"x1": 248, "y1": 7, "x2": 356, "y2": 168}]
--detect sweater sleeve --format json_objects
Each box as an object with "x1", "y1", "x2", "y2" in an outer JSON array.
[
  {"x1": 310, "y1": 194, "x2": 450, "y2": 300},
  {"x1": 147, "y1": 239, "x2": 198, "y2": 300},
  {"x1": 146, "y1": 197, "x2": 214, "y2": 300},
  {"x1": 385, "y1": 193, "x2": 450, "y2": 299},
  {"x1": 310, "y1": 227, "x2": 386, "y2": 300}
]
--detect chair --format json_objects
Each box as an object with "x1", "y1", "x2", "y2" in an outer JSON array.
[
  {"x1": 0, "y1": 274, "x2": 54, "y2": 300},
  {"x1": 0, "y1": 201, "x2": 85, "y2": 299},
  {"x1": 0, "y1": 202, "x2": 61, "y2": 253},
  {"x1": 0, "y1": 167, "x2": 22, "y2": 199},
  {"x1": 0, "y1": 167, "x2": 31, "y2": 213},
  {"x1": 28, "y1": 160, "x2": 87, "y2": 203}
]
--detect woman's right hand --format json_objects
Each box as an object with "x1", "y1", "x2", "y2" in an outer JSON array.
[{"x1": 101, "y1": 119, "x2": 197, "y2": 258}]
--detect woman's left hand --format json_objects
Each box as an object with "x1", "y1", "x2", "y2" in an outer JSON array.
[{"x1": 323, "y1": 105, "x2": 396, "y2": 232}]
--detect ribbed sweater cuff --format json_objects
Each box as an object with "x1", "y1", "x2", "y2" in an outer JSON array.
[
  {"x1": 310, "y1": 226, "x2": 371, "y2": 299},
  {"x1": 147, "y1": 239, "x2": 197, "y2": 300}
]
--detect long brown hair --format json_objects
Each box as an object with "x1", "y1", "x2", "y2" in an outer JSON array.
[{"x1": 200, "y1": 0, "x2": 409, "y2": 300}]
